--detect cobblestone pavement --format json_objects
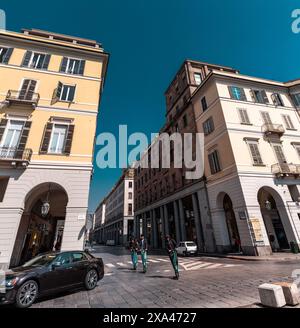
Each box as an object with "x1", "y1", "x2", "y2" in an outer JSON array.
[{"x1": 32, "y1": 246, "x2": 300, "y2": 308}]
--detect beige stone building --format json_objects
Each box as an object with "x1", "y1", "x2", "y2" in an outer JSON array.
[
  {"x1": 0, "y1": 29, "x2": 108, "y2": 268},
  {"x1": 134, "y1": 60, "x2": 300, "y2": 256}
]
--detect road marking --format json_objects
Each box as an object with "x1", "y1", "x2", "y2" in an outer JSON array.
[
  {"x1": 117, "y1": 262, "x2": 126, "y2": 267},
  {"x1": 203, "y1": 263, "x2": 224, "y2": 269},
  {"x1": 148, "y1": 259, "x2": 161, "y2": 263},
  {"x1": 164, "y1": 270, "x2": 171, "y2": 272},
  {"x1": 156, "y1": 258, "x2": 169, "y2": 262},
  {"x1": 105, "y1": 273, "x2": 114, "y2": 276},
  {"x1": 105, "y1": 263, "x2": 115, "y2": 268}
]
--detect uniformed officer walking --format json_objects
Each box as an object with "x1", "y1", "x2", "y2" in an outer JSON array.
[
  {"x1": 129, "y1": 236, "x2": 139, "y2": 270},
  {"x1": 166, "y1": 235, "x2": 179, "y2": 280},
  {"x1": 139, "y1": 234, "x2": 148, "y2": 273}
]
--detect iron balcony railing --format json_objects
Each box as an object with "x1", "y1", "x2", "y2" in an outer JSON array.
[
  {"x1": 5, "y1": 90, "x2": 40, "y2": 108},
  {"x1": 271, "y1": 163, "x2": 300, "y2": 176},
  {"x1": 262, "y1": 123, "x2": 285, "y2": 136},
  {"x1": 0, "y1": 147, "x2": 33, "y2": 162}
]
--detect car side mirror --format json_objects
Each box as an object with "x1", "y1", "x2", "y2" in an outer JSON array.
[{"x1": 51, "y1": 262, "x2": 62, "y2": 270}]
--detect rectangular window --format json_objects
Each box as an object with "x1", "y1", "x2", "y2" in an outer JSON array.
[
  {"x1": 129, "y1": 181, "x2": 133, "y2": 188},
  {"x1": 60, "y1": 57, "x2": 85, "y2": 75},
  {"x1": 128, "y1": 192, "x2": 133, "y2": 200},
  {"x1": 19, "y1": 79, "x2": 37, "y2": 100},
  {"x1": 203, "y1": 117, "x2": 215, "y2": 135},
  {"x1": 201, "y1": 97, "x2": 208, "y2": 111},
  {"x1": 183, "y1": 114, "x2": 188, "y2": 127},
  {"x1": 246, "y1": 140, "x2": 264, "y2": 165},
  {"x1": 0, "y1": 47, "x2": 13, "y2": 64},
  {"x1": 252, "y1": 90, "x2": 269, "y2": 104},
  {"x1": 261, "y1": 111, "x2": 272, "y2": 125},
  {"x1": 0, "y1": 120, "x2": 24, "y2": 157},
  {"x1": 22, "y1": 51, "x2": 51, "y2": 70},
  {"x1": 48, "y1": 124, "x2": 68, "y2": 154},
  {"x1": 56, "y1": 82, "x2": 76, "y2": 102},
  {"x1": 291, "y1": 93, "x2": 300, "y2": 107},
  {"x1": 128, "y1": 203, "x2": 133, "y2": 215},
  {"x1": 272, "y1": 144, "x2": 286, "y2": 163},
  {"x1": 238, "y1": 109, "x2": 251, "y2": 125},
  {"x1": 282, "y1": 114, "x2": 295, "y2": 130},
  {"x1": 194, "y1": 73, "x2": 202, "y2": 85},
  {"x1": 271, "y1": 93, "x2": 284, "y2": 106},
  {"x1": 208, "y1": 150, "x2": 221, "y2": 174},
  {"x1": 228, "y1": 86, "x2": 247, "y2": 101}
]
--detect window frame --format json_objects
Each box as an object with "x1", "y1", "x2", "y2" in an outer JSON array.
[
  {"x1": 238, "y1": 108, "x2": 251, "y2": 125},
  {"x1": 228, "y1": 86, "x2": 247, "y2": 101},
  {"x1": 203, "y1": 117, "x2": 215, "y2": 135},
  {"x1": 245, "y1": 139, "x2": 264, "y2": 166},
  {"x1": 58, "y1": 83, "x2": 76, "y2": 103},
  {"x1": 252, "y1": 89, "x2": 269, "y2": 104},
  {"x1": 208, "y1": 149, "x2": 222, "y2": 174},
  {"x1": 201, "y1": 97, "x2": 208, "y2": 111},
  {"x1": 48, "y1": 123, "x2": 69, "y2": 155},
  {"x1": 60, "y1": 56, "x2": 85, "y2": 75},
  {"x1": 282, "y1": 114, "x2": 295, "y2": 130}
]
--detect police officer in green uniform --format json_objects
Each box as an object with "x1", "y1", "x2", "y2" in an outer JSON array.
[
  {"x1": 166, "y1": 235, "x2": 179, "y2": 280},
  {"x1": 139, "y1": 234, "x2": 148, "y2": 273},
  {"x1": 129, "y1": 237, "x2": 139, "y2": 270}
]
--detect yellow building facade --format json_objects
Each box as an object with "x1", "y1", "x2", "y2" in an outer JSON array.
[{"x1": 0, "y1": 29, "x2": 108, "y2": 268}]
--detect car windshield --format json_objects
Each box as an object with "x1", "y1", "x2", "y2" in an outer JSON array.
[
  {"x1": 186, "y1": 242, "x2": 196, "y2": 247},
  {"x1": 22, "y1": 254, "x2": 57, "y2": 267}
]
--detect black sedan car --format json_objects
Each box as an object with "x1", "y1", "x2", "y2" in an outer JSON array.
[{"x1": 0, "y1": 251, "x2": 104, "y2": 308}]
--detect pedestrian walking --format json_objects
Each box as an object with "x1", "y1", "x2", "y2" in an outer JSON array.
[
  {"x1": 129, "y1": 237, "x2": 139, "y2": 270},
  {"x1": 139, "y1": 234, "x2": 148, "y2": 273},
  {"x1": 166, "y1": 235, "x2": 179, "y2": 280}
]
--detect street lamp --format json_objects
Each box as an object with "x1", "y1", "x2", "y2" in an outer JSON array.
[
  {"x1": 265, "y1": 200, "x2": 272, "y2": 211},
  {"x1": 41, "y1": 184, "x2": 51, "y2": 217}
]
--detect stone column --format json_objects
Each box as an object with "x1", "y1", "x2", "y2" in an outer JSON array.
[
  {"x1": 178, "y1": 199, "x2": 187, "y2": 241},
  {"x1": 197, "y1": 189, "x2": 216, "y2": 253},
  {"x1": 192, "y1": 193, "x2": 205, "y2": 251},
  {"x1": 152, "y1": 209, "x2": 158, "y2": 248},
  {"x1": 150, "y1": 210, "x2": 155, "y2": 247},
  {"x1": 163, "y1": 204, "x2": 170, "y2": 236},
  {"x1": 173, "y1": 201, "x2": 181, "y2": 243},
  {"x1": 142, "y1": 213, "x2": 147, "y2": 237},
  {"x1": 160, "y1": 206, "x2": 166, "y2": 247}
]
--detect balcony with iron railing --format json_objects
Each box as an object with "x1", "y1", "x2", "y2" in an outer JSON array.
[
  {"x1": 271, "y1": 163, "x2": 300, "y2": 177},
  {"x1": 0, "y1": 147, "x2": 33, "y2": 167},
  {"x1": 5, "y1": 90, "x2": 40, "y2": 108},
  {"x1": 262, "y1": 124, "x2": 285, "y2": 137}
]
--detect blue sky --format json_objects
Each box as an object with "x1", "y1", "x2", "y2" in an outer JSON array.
[{"x1": 2, "y1": 0, "x2": 300, "y2": 211}]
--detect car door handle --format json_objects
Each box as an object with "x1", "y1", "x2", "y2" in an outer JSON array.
[{"x1": 66, "y1": 266, "x2": 73, "y2": 270}]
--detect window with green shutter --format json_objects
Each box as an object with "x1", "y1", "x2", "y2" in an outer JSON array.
[
  {"x1": 60, "y1": 57, "x2": 85, "y2": 75},
  {"x1": 0, "y1": 47, "x2": 13, "y2": 64},
  {"x1": 21, "y1": 51, "x2": 51, "y2": 70}
]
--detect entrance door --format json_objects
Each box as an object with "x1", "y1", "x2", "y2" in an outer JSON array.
[{"x1": 223, "y1": 195, "x2": 240, "y2": 252}]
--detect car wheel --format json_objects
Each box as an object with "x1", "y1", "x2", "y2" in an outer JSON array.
[
  {"x1": 85, "y1": 269, "x2": 98, "y2": 290},
  {"x1": 183, "y1": 251, "x2": 187, "y2": 257},
  {"x1": 15, "y1": 280, "x2": 39, "y2": 308}
]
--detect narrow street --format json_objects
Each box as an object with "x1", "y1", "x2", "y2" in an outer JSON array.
[{"x1": 32, "y1": 246, "x2": 300, "y2": 308}]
